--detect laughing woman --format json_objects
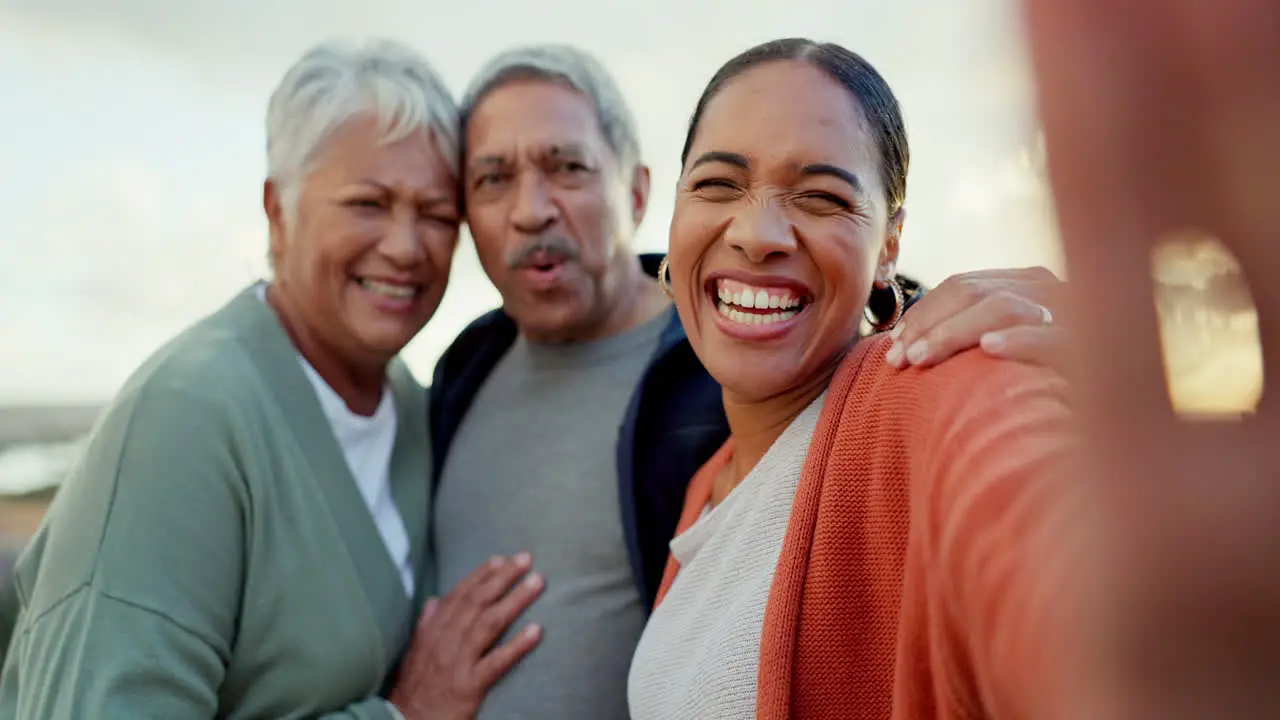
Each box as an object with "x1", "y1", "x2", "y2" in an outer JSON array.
[
  {"x1": 627, "y1": 39, "x2": 1074, "y2": 719},
  {"x1": 0, "y1": 40, "x2": 534, "y2": 719}
]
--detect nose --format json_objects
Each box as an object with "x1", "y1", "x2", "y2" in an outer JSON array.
[
  {"x1": 511, "y1": 172, "x2": 559, "y2": 235},
  {"x1": 724, "y1": 198, "x2": 797, "y2": 264},
  {"x1": 380, "y1": 210, "x2": 428, "y2": 267}
]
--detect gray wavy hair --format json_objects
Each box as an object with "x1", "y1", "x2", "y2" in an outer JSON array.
[
  {"x1": 265, "y1": 38, "x2": 460, "y2": 224},
  {"x1": 461, "y1": 44, "x2": 642, "y2": 172}
]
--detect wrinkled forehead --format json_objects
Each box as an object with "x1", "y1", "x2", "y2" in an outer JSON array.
[{"x1": 463, "y1": 79, "x2": 611, "y2": 167}]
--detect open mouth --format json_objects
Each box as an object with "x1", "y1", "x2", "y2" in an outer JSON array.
[
  {"x1": 523, "y1": 250, "x2": 570, "y2": 273},
  {"x1": 517, "y1": 251, "x2": 572, "y2": 288},
  {"x1": 530, "y1": 259, "x2": 563, "y2": 273},
  {"x1": 705, "y1": 277, "x2": 813, "y2": 326}
]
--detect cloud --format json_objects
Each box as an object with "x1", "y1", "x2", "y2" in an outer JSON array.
[
  {"x1": 0, "y1": 0, "x2": 1068, "y2": 401},
  {"x1": 0, "y1": 154, "x2": 265, "y2": 402},
  {"x1": 0, "y1": 0, "x2": 1030, "y2": 95}
]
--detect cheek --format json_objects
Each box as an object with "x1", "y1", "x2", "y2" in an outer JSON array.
[
  {"x1": 666, "y1": 204, "x2": 718, "y2": 281},
  {"x1": 809, "y1": 226, "x2": 882, "y2": 319},
  {"x1": 565, "y1": 189, "x2": 620, "y2": 257},
  {"x1": 464, "y1": 206, "x2": 508, "y2": 266},
  {"x1": 427, "y1": 229, "x2": 460, "y2": 270},
  {"x1": 281, "y1": 221, "x2": 347, "y2": 284},
  {"x1": 666, "y1": 205, "x2": 723, "y2": 336},
  {"x1": 470, "y1": 234, "x2": 508, "y2": 279}
]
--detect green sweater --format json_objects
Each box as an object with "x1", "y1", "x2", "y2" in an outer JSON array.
[{"x1": 0, "y1": 286, "x2": 433, "y2": 719}]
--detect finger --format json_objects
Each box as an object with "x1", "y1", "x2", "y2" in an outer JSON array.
[
  {"x1": 473, "y1": 623, "x2": 542, "y2": 690},
  {"x1": 898, "y1": 291, "x2": 1050, "y2": 369},
  {"x1": 462, "y1": 571, "x2": 545, "y2": 659},
  {"x1": 398, "y1": 597, "x2": 442, "y2": 681},
  {"x1": 452, "y1": 552, "x2": 535, "y2": 633},
  {"x1": 980, "y1": 325, "x2": 1068, "y2": 370},
  {"x1": 465, "y1": 552, "x2": 534, "y2": 607},
  {"x1": 430, "y1": 555, "x2": 502, "y2": 636},
  {"x1": 888, "y1": 268, "x2": 1059, "y2": 367},
  {"x1": 418, "y1": 597, "x2": 439, "y2": 628},
  {"x1": 1025, "y1": 0, "x2": 1280, "y2": 713},
  {"x1": 889, "y1": 273, "x2": 995, "y2": 351},
  {"x1": 1178, "y1": 0, "x2": 1280, "y2": 408},
  {"x1": 1023, "y1": 0, "x2": 1181, "y2": 430}
]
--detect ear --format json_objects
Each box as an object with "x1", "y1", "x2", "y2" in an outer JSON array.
[
  {"x1": 264, "y1": 179, "x2": 286, "y2": 265},
  {"x1": 629, "y1": 164, "x2": 651, "y2": 227},
  {"x1": 875, "y1": 208, "x2": 904, "y2": 284}
]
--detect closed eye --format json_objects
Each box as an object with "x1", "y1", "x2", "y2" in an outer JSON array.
[
  {"x1": 798, "y1": 192, "x2": 853, "y2": 212},
  {"x1": 691, "y1": 178, "x2": 738, "y2": 191},
  {"x1": 423, "y1": 213, "x2": 460, "y2": 227}
]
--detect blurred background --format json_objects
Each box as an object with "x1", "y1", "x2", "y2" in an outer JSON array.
[{"x1": 0, "y1": 0, "x2": 1260, "y2": 563}]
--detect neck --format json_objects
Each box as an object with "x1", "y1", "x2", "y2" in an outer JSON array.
[
  {"x1": 715, "y1": 354, "x2": 844, "y2": 503},
  {"x1": 524, "y1": 254, "x2": 670, "y2": 344},
  {"x1": 266, "y1": 284, "x2": 386, "y2": 416}
]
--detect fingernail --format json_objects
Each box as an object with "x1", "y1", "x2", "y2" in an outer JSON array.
[
  {"x1": 420, "y1": 598, "x2": 439, "y2": 625},
  {"x1": 906, "y1": 340, "x2": 928, "y2": 365},
  {"x1": 524, "y1": 573, "x2": 543, "y2": 589},
  {"x1": 980, "y1": 332, "x2": 1006, "y2": 353},
  {"x1": 890, "y1": 324, "x2": 904, "y2": 340},
  {"x1": 513, "y1": 551, "x2": 532, "y2": 567},
  {"x1": 488, "y1": 556, "x2": 504, "y2": 568},
  {"x1": 885, "y1": 342, "x2": 905, "y2": 367},
  {"x1": 524, "y1": 624, "x2": 542, "y2": 638}
]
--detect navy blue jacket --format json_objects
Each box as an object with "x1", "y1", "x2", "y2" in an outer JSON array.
[{"x1": 429, "y1": 254, "x2": 924, "y2": 609}]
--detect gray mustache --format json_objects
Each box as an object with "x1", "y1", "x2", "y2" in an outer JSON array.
[{"x1": 505, "y1": 236, "x2": 581, "y2": 269}]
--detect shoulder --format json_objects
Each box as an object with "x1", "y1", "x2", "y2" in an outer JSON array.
[
  {"x1": 86, "y1": 298, "x2": 278, "y2": 472},
  {"x1": 21, "y1": 314, "x2": 260, "y2": 607},
  {"x1": 387, "y1": 356, "x2": 423, "y2": 393},
  {"x1": 119, "y1": 328, "x2": 257, "y2": 423},
  {"x1": 843, "y1": 335, "x2": 1067, "y2": 419},
  {"x1": 426, "y1": 308, "x2": 517, "y2": 462},
  {"x1": 387, "y1": 356, "x2": 427, "y2": 421},
  {"x1": 431, "y1": 309, "x2": 515, "y2": 386},
  {"x1": 820, "y1": 335, "x2": 1069, "y2": 466},
  {"x1": 428, "y1": 309, "x2": 519, "y2": 438}
]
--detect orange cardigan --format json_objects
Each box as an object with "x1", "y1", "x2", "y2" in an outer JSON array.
[{"x1": 654, "y1": 334, "x2": 1074, "y2": 719}]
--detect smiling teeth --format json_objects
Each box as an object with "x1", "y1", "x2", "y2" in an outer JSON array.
[
  {"x1": 359, "y1": 278, "x2": 417, "y2": 299},
  {"x1": 717, "y1": 302, "x2": 800, "y2": 326},
  {"x1": 715, "y1": 281, "x2": 802, "y2": 310}
]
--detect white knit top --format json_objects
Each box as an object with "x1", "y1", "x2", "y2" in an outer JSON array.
[{"x1": 627, "y1": 393, "x2": 826, "y2": 720}]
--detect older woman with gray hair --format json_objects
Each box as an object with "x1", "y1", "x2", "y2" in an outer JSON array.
[{"x1": 0, "y1": 39, "x2": 538, "y2": 719}]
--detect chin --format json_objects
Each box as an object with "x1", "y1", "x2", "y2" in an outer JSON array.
[
  {"x1": 355, "y1": 324, "x2": 420, "y2": 358},
  {"x1": 508, "y1": 297, "x2": 592, "y2": 340},
  {"x1": 702, "y1": 356, "x2": 799, "y2": 403}
]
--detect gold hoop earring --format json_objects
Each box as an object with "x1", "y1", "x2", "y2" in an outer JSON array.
[
  {"x1": 864, "y1": 277, "x2": 905, "y2": 332},
  {"x1": 657, "y1": 256, "x2": 674, "y2": 299}
]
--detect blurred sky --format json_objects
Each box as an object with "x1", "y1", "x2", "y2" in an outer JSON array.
[{"x1": 0, "y1": 0, "x2": 1065, "y2": 403}]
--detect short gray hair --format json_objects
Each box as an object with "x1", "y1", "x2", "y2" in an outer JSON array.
[
  {"x1": 461, "y1": 45, "x2": 642, "y2": 171},
  {"x1": 266, "y1": 38, "x2": 460, "y2": 215}
]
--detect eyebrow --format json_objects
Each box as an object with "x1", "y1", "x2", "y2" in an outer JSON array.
[
  {"x1": 801, "y1": 163, "x2": 864, "y2": 195},
  {"x1": 689, "y1": 152, "x2": 864, "y2": 195},
  {"x1": 544, "y1": 143, "x2": 587, "y2": 158},
  {"x1": 468, "y1": 155, "x2": 508, "y2": 171},
  {"x1": 468, "y1": 143, "x2": 589, "y2": 169},
  {"x1": 690, "y1": 151, "x2": 749, "y2": 171},
  {"x1": 354, "y1": 179, "x2": 455, "y2": 206}
]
